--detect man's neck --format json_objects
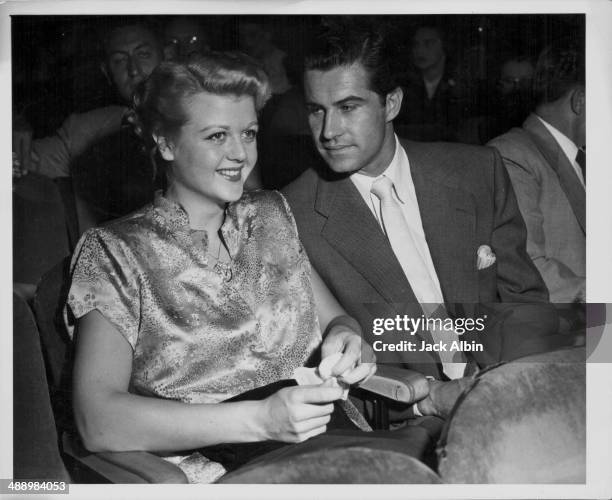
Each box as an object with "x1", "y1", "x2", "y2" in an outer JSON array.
[
  {"x1": 536, "y1": 104, "x2": 581, "y2": 148},
  {"x1": 421, "y1": 57, "x2": 446, "y2": 83}
]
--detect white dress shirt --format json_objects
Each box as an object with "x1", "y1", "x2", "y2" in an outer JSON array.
[
  {"x1": 350, "y1": 135, "x2": 444, "y2": 304},
  {"x1": 351, "y1": 136, "x2": 467, "y2": 384},
  {"x1": 536, "y1": 115, "x2": 585, "y2": 188}
]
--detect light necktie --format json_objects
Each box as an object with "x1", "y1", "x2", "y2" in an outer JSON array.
[{"x1": 370, "y1": 175, "x2": 466, "y2": 379}]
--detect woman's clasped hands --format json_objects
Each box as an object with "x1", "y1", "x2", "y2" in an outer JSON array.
[{"x1": 256, "y1": 322, "x2": 376, "y2": 444}]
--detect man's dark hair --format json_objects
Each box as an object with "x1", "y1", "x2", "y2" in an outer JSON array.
[
  {"x1": 304, "y1": 18, "x2": 399, "y2": 99},
  {"x1": 533, "y1": 40, "x2": 585, "y2": 105},
  {"x1": 96, "y1": 16, "x2": 162, "y2": 61}
]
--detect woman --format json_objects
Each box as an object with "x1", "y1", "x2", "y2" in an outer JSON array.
[{"x1": 65, "y1": 52, "x2": 379, "y2": 482}]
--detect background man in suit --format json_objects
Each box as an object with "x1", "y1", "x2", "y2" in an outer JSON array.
[
  {"x1": 488, "y1": 42, "x2": 585, "y2": 303},
  {"x1": 282, "y1": 21, "x2": 554, "y2": 417}
]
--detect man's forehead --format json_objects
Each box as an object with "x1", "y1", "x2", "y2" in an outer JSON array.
[
  {"x1": 108, "y1": 26, "x2": 157, "y2": 52},
  {"x1": 305, "y1": 63, "x2": 373, "y2": 99},
  {"x1": 413, "y1": 28, "x2": 441, "y2": 42}
]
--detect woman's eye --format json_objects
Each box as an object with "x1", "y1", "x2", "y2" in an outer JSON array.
[
  {"x1": 207, "y1": 132, "x2": 227, "y2": 143},
  {"x1": 242, "y1": 129, "x2": 258, "y2": 141}
]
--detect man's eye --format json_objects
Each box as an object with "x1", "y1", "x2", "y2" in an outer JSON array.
[
  {"x1": 207, "y1": 132, "x2": 226, "y2": 143},
  {"x1": 307, "y1": 106, "x2": 323, "y2": 116},
  {"x1": 341, "y1": 104, "x2": 356, "y2": 112},
  {"x1": 242, "y1": 129, "x2": 258, "y2": 141},
  {"x1": 137, "y1": 50, "x2": 152, "y2": 59},
  {"x1": 111, "y1": 56, "x2": 127, "y2": 66}
]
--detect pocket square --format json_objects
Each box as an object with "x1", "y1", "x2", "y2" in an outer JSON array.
[{"x1": 477, "y1": 245, "x2": 496, "y2": 270}]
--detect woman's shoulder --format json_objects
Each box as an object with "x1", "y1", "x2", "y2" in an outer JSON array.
[
  {"x1": 235, "y1": 189, "x2": 292, "y2": 217},
  {"x1": 75, "y1": 204, "x2": 154, "y2": 253}
]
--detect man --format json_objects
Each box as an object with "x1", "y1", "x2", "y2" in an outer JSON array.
[
  {"x1": 488, "y1": 43, "x2": 585, "y2": 303},
  {"x1": 282, "y1": 23, "x2": 552, "y2": 416},
  {"x1": 395, "y1": 24, "x2": 472, "y2": 142},
  {"x1": 15, "y1": 21, "x2": 163, "y2": 182}
]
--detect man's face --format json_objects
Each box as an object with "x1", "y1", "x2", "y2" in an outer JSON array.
[
  {"x1": 411, "y1": 27, "x2": 445, "y2": 71},
  {"x1": 106, "y1": 26, "x2": 162, "y2": 102},
  {"x1": 304, "y1": 62, "x2": 397, "y2": 177},
  {"x1": 498, "y1": 60, "x2": 534, "y2": 96}
]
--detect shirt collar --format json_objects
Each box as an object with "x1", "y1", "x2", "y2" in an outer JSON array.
[
  {"x1": 152, "y1": 190, "x2": 240, "y2": 237},
  {"x1": 536, "y1": 115, "x2": 579, "y2": 165},
  {"x1": 350, "y1": 135, "x2": 411, "y2": 203}
]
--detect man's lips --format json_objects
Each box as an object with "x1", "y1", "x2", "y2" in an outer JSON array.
[{"x1": 322, "y1": 145, "x2": 353, "y2": 152}]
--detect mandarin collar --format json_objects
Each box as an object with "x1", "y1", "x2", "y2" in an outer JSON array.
[{"x1": 152, "y1": 190, "x2": 241, "y2": 254}]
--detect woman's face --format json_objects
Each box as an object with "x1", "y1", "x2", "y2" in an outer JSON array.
[{"x1": 161, "y1": 91, "x2": 258, "y2": 211}]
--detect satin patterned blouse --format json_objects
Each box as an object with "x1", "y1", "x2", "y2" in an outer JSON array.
[{"x1": 65, "y1": 190, "x2": 322, "y2": 404}]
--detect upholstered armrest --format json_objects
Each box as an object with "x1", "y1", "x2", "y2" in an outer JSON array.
[
  {"x1": 62, "y1": 434, "x2": 188, "y2": 484},
  {"x1": 358, "y1": 365, "x2": 430, "y2": 403}
]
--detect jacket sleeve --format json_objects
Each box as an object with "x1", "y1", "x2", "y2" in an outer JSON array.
[
  {"x1": 489, "y1": 147, "x2": 550, "y2": 303},
  {"x1": 499, "y1": 154, "x2": 585, "y2": 302}
]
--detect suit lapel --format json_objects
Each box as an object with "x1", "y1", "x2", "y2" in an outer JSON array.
[
  {"x1": 403, "y1": 140, "x2": 478, "y2": 303},
  {"x1": 524, "y1": 115, "x2": 586, "y2": 233},
  {"x1": 315, "y1": 175, "x2": 418, "y2": 304}
]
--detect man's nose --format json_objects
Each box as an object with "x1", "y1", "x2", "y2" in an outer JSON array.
[
  {"x1": 127, "y1": 55, "x2": 142, "y2": 78},
  {"x1": 321, "y1": 111, "x2": 342, "y2": 141}
]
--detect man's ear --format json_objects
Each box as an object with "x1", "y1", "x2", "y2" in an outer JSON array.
[
  {"x1": 570, "y1": 87, "x2": 585, "y2": 116},
  {"x1": 385, "y1": 87, "x2": 404, "y2": 122},
  {"x1": 154, "y1": 134, "x2": 175, "y2": 162}
]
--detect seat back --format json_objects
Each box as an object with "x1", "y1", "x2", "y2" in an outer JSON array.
[
  {"x1": 13, "y1": 292, "x2": 70, "y2": 481},
  {"x1": 438, "y1": 347, "x2": 586, "y2": 483},
  {"x1": 31, "y1": 257, "x2": 75, "y2": 439}
]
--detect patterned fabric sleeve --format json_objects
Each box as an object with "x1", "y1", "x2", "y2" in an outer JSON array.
[{"x1": 65, "y1": 228, "x2": 141, "y2": 349}]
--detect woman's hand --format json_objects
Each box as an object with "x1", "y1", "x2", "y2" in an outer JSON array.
[
  {"x1": 256, "y1": 383, "x2": 344, "y2": 443},
  {"x1": 320, "y1": 319, "x2": 377, "y2": 386}
]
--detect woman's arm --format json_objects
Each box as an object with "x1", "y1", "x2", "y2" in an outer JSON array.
[
  {"x1": 309, "y1": 266, "x2": 376, "y2": 384},
  {"x1": 73, "y1": 310, "x2": 342, "y2": 453}
]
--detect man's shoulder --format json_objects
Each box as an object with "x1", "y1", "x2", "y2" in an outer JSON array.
[
  {"x1": 398, "y1": 137, "x2": 499, "y2": 178},
  {"x1": 281, "y1": 168, "x2": 321, "y2": 205}
]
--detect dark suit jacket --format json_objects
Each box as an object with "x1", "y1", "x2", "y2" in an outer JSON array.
[{"x1": 282, "y1": 138, "x2": 551, "y2": 377}]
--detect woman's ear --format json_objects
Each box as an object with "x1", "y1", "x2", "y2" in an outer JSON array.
[
  {"x1": 154, "y1": 134, "x2": 175, "y2": 161},
  {"x1": 385, "y1": 87, "x2": 404, "y2": 122}
]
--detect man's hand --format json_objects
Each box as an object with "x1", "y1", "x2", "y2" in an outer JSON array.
[
  {"x1": 320, "y1": 322, "x2": 376, "y2": 386},
  {"x1": 256, "y1": 383, "x2": 343, "y2": 443},
  {"x1": 416, "y1": 378, "x2": 473, "y2": 419}
]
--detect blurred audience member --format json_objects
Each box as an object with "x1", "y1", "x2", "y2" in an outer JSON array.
[
  {"x1": 395, "y1": 24, "x2": 473, "y2": 142},
  {"x1": 238, "y1": 19, "x2": 291, "y2": 96},
  {"x1": 13, "y1": 22, "x2": 163, "y2": 181},
  {"x1": 488, "y1": 41, "x2": 585, "y2": 303},
  {"x1": 477, "y1": 54, "x2": 536, "y2": 143},
  {"x1": 163, "y1": 16, "x2": 211, "y2": 62}
]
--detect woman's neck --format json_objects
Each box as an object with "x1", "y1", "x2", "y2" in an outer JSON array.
[{"x1": 165, "y1": 183, "x2": 226, "y2": 233}]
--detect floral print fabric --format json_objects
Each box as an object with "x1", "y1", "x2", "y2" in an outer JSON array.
[{"x1": 66, "y1": 190, "x2": 321, "y2": 404}]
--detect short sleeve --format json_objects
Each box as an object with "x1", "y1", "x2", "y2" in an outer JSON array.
[{"x1": 65, "y1": 228, "x2": 141, "y2": 349}]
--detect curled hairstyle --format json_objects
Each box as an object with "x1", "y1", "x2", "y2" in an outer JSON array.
[
  {"x1": 304, "y1": 20, "x2": 399, "y2": 100},
  {"x1": 132, "y1": 51, "x2": 271, "y2": 173},
  {"x1": 533, "y1": 41, "x2": 585, "y2": 105}
]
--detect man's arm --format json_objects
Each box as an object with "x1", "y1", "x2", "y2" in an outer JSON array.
[
  {"x1": 500, "y1": 155, "x2": 585, "y2": 302},
  {"x1": 489, "y1": 148, "x2": 550, "y2": 302},
  {"x1": 30, "y1": 106, "x2": 127, "y2": 179}
]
